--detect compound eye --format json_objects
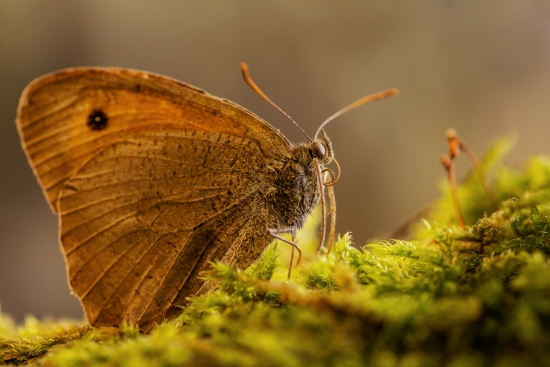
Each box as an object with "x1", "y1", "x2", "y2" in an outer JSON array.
[{"x1": 309, "y1": 141, "x2": 326, "y2": 159}]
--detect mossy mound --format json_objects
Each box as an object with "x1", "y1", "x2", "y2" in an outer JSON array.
[{"x1": 2, "y1": 138, "x2": 550, "y2": 366}]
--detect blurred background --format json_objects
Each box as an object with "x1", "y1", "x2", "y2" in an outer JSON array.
[{"x1": 2, "y1": 1, "x2": 550, "y2": 321}]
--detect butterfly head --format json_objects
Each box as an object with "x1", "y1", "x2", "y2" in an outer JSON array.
[
  {"x1": 308, "y1": 129, "x2": 333, "y2": 166},
  {"x1": 307, "y1": 129, "x2": 340, "y2": 187}
]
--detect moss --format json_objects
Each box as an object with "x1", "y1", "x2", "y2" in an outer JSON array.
[{"x1": 3, "y1": 137, "x2": 550, "y2": 366}]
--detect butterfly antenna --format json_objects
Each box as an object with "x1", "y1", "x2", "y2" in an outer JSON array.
[
  {"x1": 240, "y1": 63, "x2": 312, "y2": 142},
  {"x1": 314, "y1": 88, "x2": 399, "y2": 140}
]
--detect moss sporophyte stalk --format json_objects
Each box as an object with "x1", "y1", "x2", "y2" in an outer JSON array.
[{"x1": 3, "y1": 137, "x2": 550, "y2": 366}]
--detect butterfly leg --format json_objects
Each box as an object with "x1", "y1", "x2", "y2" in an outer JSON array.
[
  {"x1": 288, "y1": 243, "x2": 295, "y2": 279},
  {"x1": 313, "y1": 159, "x2": 327, "y2": 254},
  {"x1": 325, "y1": 176, "x2": 337, "y2": 255},
  {"x1": 268, "y1": 227, "x2": 302, "y2": 278}
]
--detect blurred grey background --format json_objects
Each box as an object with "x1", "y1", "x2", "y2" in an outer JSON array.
[{"x1": 2, "y1": 1, "x2": 550, "y2": 321}]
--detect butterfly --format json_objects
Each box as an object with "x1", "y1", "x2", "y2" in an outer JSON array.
[{"x1": 16, "y1": 64, "x2": 397, "y2": 331}]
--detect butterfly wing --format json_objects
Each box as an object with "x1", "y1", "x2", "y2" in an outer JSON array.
[
  {"x1": 59, "y1": 132, "x2": 274, "y2": 329},
  {"x1": 17, "y1": 67, "x2": 292, "y2": 211},
  {"x1": 17, "y1": 68, "x2": 292, "y2": 329}
]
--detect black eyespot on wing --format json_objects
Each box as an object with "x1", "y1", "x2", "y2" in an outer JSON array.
[{"x1": 87, "y1": 109, "x2": 109, "y2": 131}]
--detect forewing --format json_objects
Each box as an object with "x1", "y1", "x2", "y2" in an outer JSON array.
[
  {"x1": 16, "y1": 67, "x2": 292, "y2": 211},
  {"x1": 59, "y1": 132, "x2": 274, "y2": 329}
]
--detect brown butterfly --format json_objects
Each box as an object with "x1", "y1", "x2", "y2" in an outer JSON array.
[{"x1": 16, "y1": 64, "x2": 397, "y2": 331}]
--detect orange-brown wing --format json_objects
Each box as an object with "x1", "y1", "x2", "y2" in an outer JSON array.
[
  {"x1": 16, "y1": 67, "x2": 292, "y2": 212},
  {"x1": 15, "y1": 68, "x2": 292, "y2": 330},
  {"x1": 59, "y1": 131, "x2": 274, "y2": 330}
]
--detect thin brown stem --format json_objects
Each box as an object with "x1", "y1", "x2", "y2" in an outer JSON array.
[
  {"x1": 449, "y1": 161, "x2": 465, "y2": 228},
  {"x1": 446, "y1": 129, "x2": 498, "y2": 211},
  {"x1": 441, "y1": 154, "x2": 465, "y2": 228}
]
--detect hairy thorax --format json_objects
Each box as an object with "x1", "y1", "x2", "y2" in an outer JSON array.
[{"x1": 265, "y1": 143, "x2": 321, "y2": 230}]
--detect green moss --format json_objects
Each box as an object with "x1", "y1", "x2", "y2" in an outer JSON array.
[{"x1": 3, "y1": 137, "x2": 550, "y2": 366}]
